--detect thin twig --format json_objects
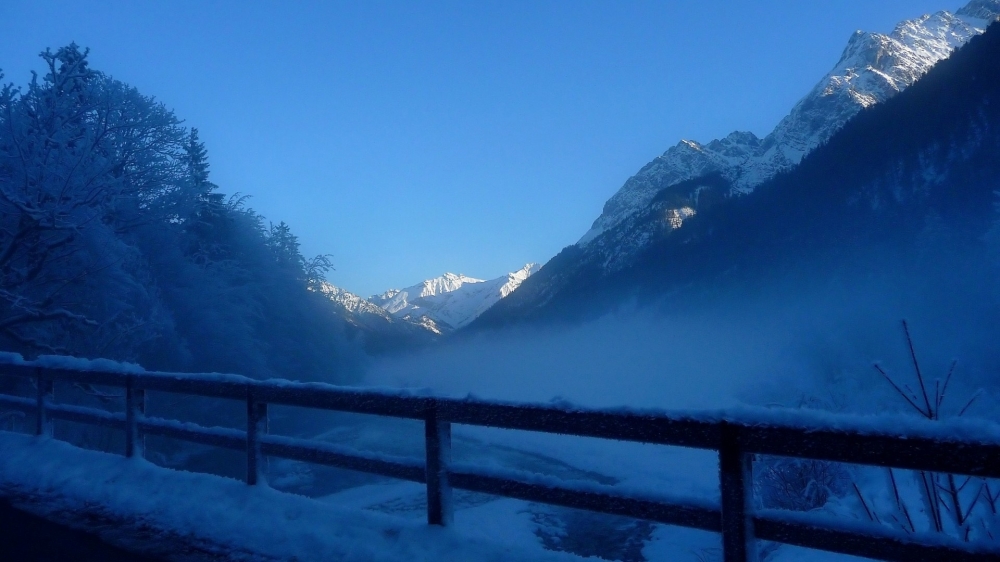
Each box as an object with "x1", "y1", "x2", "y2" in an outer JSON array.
[
  {"x1": 935, "y1": 379, "x2": 941, "y2": 414},
  {"x1": 900, "y1": 501, "x2": 915, "y2": 533},
  {"x1": 956, "y1": 476, "x2": 973, "y2": 493},
  {"x1": 986, "y1": 482, "x2": 1000, "y2": 506},
  {"x1": 874, "y1": 363, "x2": 926, "y2": 416},
  {"x1": 946, "y1": 473, "x2": 968, "y2": 525},
  {"x1": 889, "y1": 468, "x2": 904, "y2": 508},
  {"x1": 853, "y1": 482, "x2": 878, "y2": 523},
  {"x1": 919, "y1": 471, "x2": 944, "y2": 532},
  {"x1": 938, "y1": 360, "x2": 957, "y2": 411},
  {"x1": 902, "y1": 320, "x2": 933, "y2": 418},
  {"x1": 958, "y1": 390, "x2": 982, "y2": 417},
  {"x1": 887, "y1": 468, "x2": 916, "y2": 532},
  {"x1": 960, "y1": 483, "x2": 984, "y2": 524}
]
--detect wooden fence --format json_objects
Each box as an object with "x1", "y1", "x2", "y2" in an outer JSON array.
[{"x1": 0, "y1": 357, "x2": 998, "y2": 562}]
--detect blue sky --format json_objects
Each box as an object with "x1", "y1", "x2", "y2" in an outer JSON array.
[{"x1": 0, "y1": 0, "x2": 955, "y2": 297}]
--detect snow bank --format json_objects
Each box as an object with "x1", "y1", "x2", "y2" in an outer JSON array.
[{"x1": 0, "y1": 431, "x2": 587, "y2": 562}]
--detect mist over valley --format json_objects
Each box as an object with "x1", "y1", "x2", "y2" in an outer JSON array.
[{"x1": 2, "y1": 2, "x2": 1000, "y2": 560}]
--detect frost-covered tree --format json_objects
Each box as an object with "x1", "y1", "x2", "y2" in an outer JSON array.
[
  {"x1": 0, "y1": 42, "x2": 363, "y2": 477},
  {"x1": 0, "y1": 43, "x2": 360, "y2": 384},
  {"x1": 266, "y1": 220, "x2": 333, "y2": 289},
  {"x1": 0, "y1": 44, "x2": 183, "y2": 358}
]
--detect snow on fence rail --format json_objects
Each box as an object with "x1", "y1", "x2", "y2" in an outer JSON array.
[{"x1": 0, "y1": 354, "x2": 998, "y2": 562}]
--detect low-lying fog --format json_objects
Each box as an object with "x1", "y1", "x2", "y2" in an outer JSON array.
[
  {"x1": 334, "y1": 246, "x2": 999, "y2": 560},
  {"x1": 365, "y1": 246, "x2": 1000, "y2": 420}
]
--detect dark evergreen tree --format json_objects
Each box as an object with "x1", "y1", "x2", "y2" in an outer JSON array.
[
  {"x1": 269, "y1": 221, "x2": 303, "y2": 270},
  {"x1": 183, "y1": 128, "x2": 216, "y2": 196},
  {"x1": 181, "y1": 128, "x2": 231, "y2": 265}
]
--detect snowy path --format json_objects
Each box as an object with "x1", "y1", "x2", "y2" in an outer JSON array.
[{"x1": 0, "y1": 431, "x2": 587, "y2": 562}]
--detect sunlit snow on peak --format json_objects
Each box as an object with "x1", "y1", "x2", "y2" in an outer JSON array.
[
  {"x1": 369, "y1": 264, "x2": 541, "y2": 330},
  {"x1": 578, "y1": 0, "x2": 999, "y2": 249}
]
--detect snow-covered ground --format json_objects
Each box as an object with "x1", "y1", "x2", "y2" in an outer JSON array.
[
  {"x1": 359, "y1": 305, "x2": 1000, "y2": 560},
  {"x1": 0, "y1": 412, "x2": 873, "y2": 562},
  {"x1": 2, "y1": 302, "x2": 998, "y2": 561},
  {"x1": 0, "y1": 431, "x2": 586, "y2": 562}
]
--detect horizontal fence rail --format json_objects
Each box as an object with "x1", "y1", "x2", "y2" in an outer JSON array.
[{"x1": 1, "y1": 356, "x2": 999, "y2": 561}]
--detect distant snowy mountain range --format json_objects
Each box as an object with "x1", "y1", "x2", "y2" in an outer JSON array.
[
  {"x1": 369, "y1": 264, "x2": 540, "y2": 330},
  {"x1": 319, "y1": 264, "x2": 540, "y2": 345}
]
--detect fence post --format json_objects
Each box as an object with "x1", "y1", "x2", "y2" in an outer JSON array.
[
  {"x1": 34, "y1": 367, "x2": 53, "y2": 437},
  {"x1": 425, "y1": 400, "x2": 453, "y2": 525},
  {"x1": 125, "y1": 374, "x2": 146, "y2": 458},
  {"x1": 719, "y1": 421, "x2": 756, "y2": 562},
  {"x1": 246, "y1": 386, "x2": 268, "y2": 485}
]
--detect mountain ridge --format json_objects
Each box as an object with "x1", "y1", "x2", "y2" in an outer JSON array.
[
  {"x1": 472, "y1": 8, "x2": 1000, "y2": 330},
  {"x1": 579, "y1": 1, "x2": 999, "y2": 251},
  {"x1": 369, "y1": 264, "x2": 540, "y2": 330}
]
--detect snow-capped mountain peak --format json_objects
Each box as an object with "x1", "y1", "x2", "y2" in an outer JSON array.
[
  {"x1": 317, "y1": 282, "x2": 448, "y2": 347},
  {"x1": 370, "y1": 264, "x2": 541, "y2": 330},
  {"x1": 417, "y1": 272, "x2": 485, "y2": 299},
  {"x1": 958, "y1": 0, "x2": 1000, "y2": 20},
  {"x1": 372, "y1": 272, "x2": 484, "y2": 315},
  {"x1": 578, "y1": 0, "x2": 999, "y2": 248}
]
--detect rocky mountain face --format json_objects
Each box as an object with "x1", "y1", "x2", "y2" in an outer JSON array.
[
  {"x1": 317, "y1": 283, "x2": 444, "y2": 353},
  {"x1": 513, "y1": 0, "x2": 1000, "y2": 330},
  {"x1": 474, "y1": 9, "x2": 1000, "y2": 329},
  {"x1": 579, "y1": 1, "x2": 999, "y2": 253}
]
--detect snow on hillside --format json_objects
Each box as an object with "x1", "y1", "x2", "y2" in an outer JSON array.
[
  {"x1": 372, "y1": 273, "x2": 486, "y2": 316},
  {"x1": 371, "y1": 264, "x2": 541, "y2": 330},
  {"x1": 579, "y1": 0, "x2": 1000, "y2": 246},
  {"x1": 320, "y1": 283, "x2": 393, "y2": 321},
  {"x1": 318, "y1": 283, "x2": 446, "y2": 336}
]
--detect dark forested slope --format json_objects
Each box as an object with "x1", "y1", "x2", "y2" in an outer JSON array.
[
  {"x1": 474, "y1": 22, "x2": 1000, "y2": 328},
  {"x1": 0, "y1": 45, "x2": 361, "y2": 382}
]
